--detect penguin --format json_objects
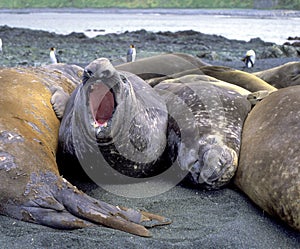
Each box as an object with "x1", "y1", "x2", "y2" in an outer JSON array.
[
  {"x1": 49, "y1": 47, "x2": 61, "y2": 64},
  {"x1": 126, "y1": 44, "x2": 136, "y2": 62},
  {"x1": 242, "y1": 49, "x2": 256, "y2": 68},
  {"x1": 0, "y1": 38, "x2": 2, "y2": 53}
]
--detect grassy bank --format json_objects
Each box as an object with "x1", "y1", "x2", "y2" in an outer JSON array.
[{"x1": 0, "y1": 0, "x2": 299, "y2": 10}]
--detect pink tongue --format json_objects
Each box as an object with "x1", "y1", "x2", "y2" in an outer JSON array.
[
  {"x1": 89, "y1": 83, "x2": 114, "y2": 125},
  {"x1": 95, "y1": 91, "x2": 114, "y2": 124}
]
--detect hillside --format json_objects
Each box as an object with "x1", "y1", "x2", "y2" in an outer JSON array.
[{"x1": 0, "y1": 0, "x2": 299, "y2": 10}]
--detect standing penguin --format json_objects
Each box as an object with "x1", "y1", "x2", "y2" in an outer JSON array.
[
  {"x1": 49, "y1": 47, "x2": 61, "y2": 64},
  {"x1": 126, "y1": 44, "x2": 136, "y2": 62},
  {"x1": 242, "y1": 49, "x2": 256, "y2": 68},
  {"x1": 0, "y1": 38, "x2": 2, "y2": 53}
]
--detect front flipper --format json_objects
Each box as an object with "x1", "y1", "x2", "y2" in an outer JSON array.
[
  {"x1": 7, "y1": 173, "x2": 170, "y2": 237},
  {"x1": 50, "y1": 85, "x2": 70, "y2": 119}
]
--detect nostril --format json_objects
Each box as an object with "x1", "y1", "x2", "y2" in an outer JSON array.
[
  {"x1": 83, "y1": 69, "x2": 94, "y2": 84},
  {"x1": 85, "y1": 69, "x2": 93, "y2": 77}
]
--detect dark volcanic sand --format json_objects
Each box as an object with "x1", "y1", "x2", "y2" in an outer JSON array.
[{"x1": 0, "y1": 26, "x2": 299, "y2": 249}]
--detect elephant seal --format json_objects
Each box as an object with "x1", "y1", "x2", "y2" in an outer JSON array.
[
  {"x1": 254, "y1": 61, "x2": 300, "y2": 88},
  {"x1": 0, "y1": 66, "x2": 169, "y2": 237},
  {"x1": 116, "y1": 53, "x2": 209, "y2": 80},
  {"x1": 158, "y1": 74, "x2": 251, "y2": 96},
  {"x1": 200, "y1": 65, "x2": 277, "y2": 92},
  {"x1": 154, "y1": 75, "x2": 252, "y2": 188},
  {"x1": 234, "y1": 86, "x2": 300, "y2": 231},
  {"x1": 58, "y1": 58, "x2": 170, "y2": 181}
]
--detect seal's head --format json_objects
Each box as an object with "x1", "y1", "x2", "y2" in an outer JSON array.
[
  {"x1": 180, "y1": 134, "x2": 238, "y2": 189},
  {"x1": 64, "y1": 58, "x2": 168, "y2": 179},
  {"x1": 200, "y1": 144, "x2": 238, "y2": 187},
  {"x1": 83, "y1": 58, "x2": 116, "y2": 84},
  {"x1": 80, "y1": 58, "x2": 127, "y2": 141}
]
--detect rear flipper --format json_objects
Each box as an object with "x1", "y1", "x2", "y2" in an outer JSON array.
[{"x1": 5, "y1": 172, "x2": 170, "y2": 237}]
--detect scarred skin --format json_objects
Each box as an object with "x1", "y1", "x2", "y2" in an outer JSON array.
[
  {"x1": 58, "y1": 58, "x2": 170, "y2": 181},
  {"x1": 56, "y1": 59, "x2": 252, "y2": 190},
  {"x1": 0, "y1": 65, "x2": 170, "y2": 237},
  {"x1": 154, "y1": 75, "x2": 252, "y2": 188}
]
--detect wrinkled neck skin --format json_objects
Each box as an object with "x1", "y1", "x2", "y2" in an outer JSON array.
[{"x1": 62, "y1": 69, "x2": 168, "y2": 179}]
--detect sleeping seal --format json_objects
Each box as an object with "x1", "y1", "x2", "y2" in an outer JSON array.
[
  {"x1": 154, "y1": 75, "x2": 252, "y2": 188},
  {"x1": 200, "y1": 65, "x2": 277, "y2": 92},
  {"x1": 116, "y1": 52, "x2": 208, "y2": 80},
  {"x1": 235, "y1": 86, "x2": 300, "y2": 231},
  {"x1": 0, "y1": 65, "x2": 169, "y2": 237},
  {"x1": 254, "y1": 61, "x2": 300, "y2": 88}
]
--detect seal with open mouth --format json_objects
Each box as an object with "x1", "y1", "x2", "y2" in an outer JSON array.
[{"x1": 58, "y1": 58, "x2": 170, "y2": 182}]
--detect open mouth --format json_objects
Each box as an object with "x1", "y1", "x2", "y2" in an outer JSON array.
[{"x1": 89, "y1": 82, "x2": 115, "y2": 127}]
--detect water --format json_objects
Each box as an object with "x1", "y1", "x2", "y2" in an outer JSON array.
[{"x1": 0, "y1": 8, "x2": 299, "y2": 44}]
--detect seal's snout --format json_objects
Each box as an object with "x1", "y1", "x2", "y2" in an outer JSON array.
[{"x1": 200, "y1": 145, "x2": 238, "y2": 188}]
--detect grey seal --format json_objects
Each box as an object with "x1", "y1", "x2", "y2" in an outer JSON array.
[{"x1": 154, "y1": 75, "x2": 252, "y2": 188}]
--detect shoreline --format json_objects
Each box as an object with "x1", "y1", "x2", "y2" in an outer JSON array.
[
  {"x1": 0, "y1": 26, "x2": 299, "y2": 69},
  {"x1": 0, "y1": 8, "x2": 300, "y2": 17}
]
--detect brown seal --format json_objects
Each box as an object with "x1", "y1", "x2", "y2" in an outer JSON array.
[
  {"x1": 254, "y1": 61, "x2": 300, "y2": 88},
  {"x1": 234, "y1": 86, "x2": 300, "y2": 231},
  {"x1": 0, "y1": 65, "x2": 169, "y2": 237},
  {"x1": 200, "y1": 65, "x2": 277, "y2": 92},
  {"x1": 116, "y1": 52, "x2": 209, "y2": 80}
]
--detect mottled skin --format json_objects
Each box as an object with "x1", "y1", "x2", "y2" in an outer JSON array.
[
  {"x1": 158, "y1": 74, "x2": 251, "y2": 96},
  {"x1": 235, "y1": 86, "x2": 300, "y2": 231},
  {"x1": 254, "y1": 61, "x2": 300, "y2": 88},
  {"x1": 154, "y1": 75, "x2": 252, "y2": 188},
  {"x1": 200, "y1": 65, "x2": 277, "y2": 92},
  {"x1": 0, "y1": 65, "x2": 169, "y2": 237},
  {"x1": 58, "y1": 58, "x2": 169, "y2": 182},
  {"x1": 116, "y1": 52, "x2": 209, "y2": 80}
]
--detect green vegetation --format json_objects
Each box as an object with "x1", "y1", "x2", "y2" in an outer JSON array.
[{"x1": 0, "y1": 0, "x2": 299, "y2": 10}]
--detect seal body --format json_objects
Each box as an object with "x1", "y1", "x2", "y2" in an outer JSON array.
[
  {"x1": 235, "y1": 86, "x2": 300, "y2": 231},
  {"x1": 0, "y1": 65, "x2": 169, "y2": 237},
  {"x1": 200, "y1": 65, "x2": 277, "y2": 92},
  {"x1": 154, "y1": 76, "x2": 252, "y2": 188},
  {"x1": 254, "y1": 61, "x2": 300, "y2": 88},
  {"x1": 58, "y1": 58, "x2": 169, "y2": 181},
  {"x1": 116, "y1": 53, "x2": 209, "y2": 80}
]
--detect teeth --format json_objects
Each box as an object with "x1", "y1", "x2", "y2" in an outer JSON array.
[
  {"x1": 92, "y1": 121, "x2": 99, "y2": 128},
  {"x1": 92, "y1": 121, "x2": 108, "y2": 128}
]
